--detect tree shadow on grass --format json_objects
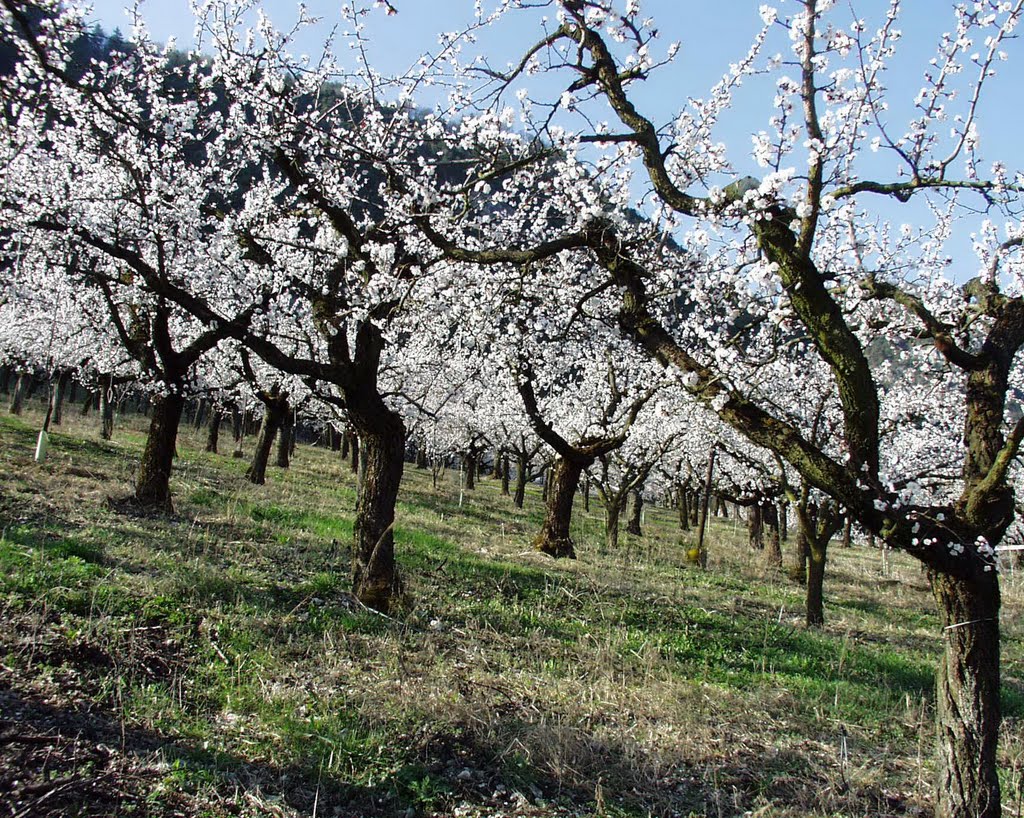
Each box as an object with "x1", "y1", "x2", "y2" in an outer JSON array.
[
  {"x1": 1, "y1": 672, "x2": 898, "y2": 818},
  {"x1": 0, "y1": 677, "x2": 406, "y2": 818}
]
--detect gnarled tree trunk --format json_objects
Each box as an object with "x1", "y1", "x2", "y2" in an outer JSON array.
[
  {"x1": 135, "y1": 391, "x2": 185, "y2": 511},
  {"x1": 350, "y1": 409, "x2": 405, "y2": 612},
  {"x1": 534, "y1": 456, "x2": 584, "y2": 558},
  {"x1": 930, "y1": 570, "x2": 1001, "y2": 818}
]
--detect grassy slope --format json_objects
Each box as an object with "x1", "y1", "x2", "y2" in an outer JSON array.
[{"x1": 1, "y1": 404, "x2": 1024, "y2": 818}]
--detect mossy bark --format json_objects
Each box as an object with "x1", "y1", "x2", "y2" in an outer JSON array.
[{"x1": 931, "y1": 570, "x2": 1001, "y2": 818}]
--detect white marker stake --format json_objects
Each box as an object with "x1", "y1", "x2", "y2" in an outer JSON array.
[{"x1": 34, "y1": 430, "x2": 49, "y2": 463}]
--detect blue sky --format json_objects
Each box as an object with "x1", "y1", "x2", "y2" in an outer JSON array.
[
  {"x1": 82, "y1": 1, "x2": 1024, "y2": 275},
  {"x1": 84, "y1": 1, "x2": 1024, "y2": 172}
]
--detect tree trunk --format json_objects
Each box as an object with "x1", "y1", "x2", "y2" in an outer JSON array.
[
  {"x1": 626, "y1": 489, "x2": 644, "y2": 536},
  {"x1": 340, "y1": 430, "x2": 350, "y2": 460},
  {"x1": 501, "y1": 454, "x2": 510, "y2": 496},
  {"x1": 930, "y1": 570, "x2": 1001, "y2": 818},
  {"x1": 582, "y1": 473, "x2": 591, "y2": 512},
  {"x1": 534, "y1": 456, "x2": 584, "y2": 558},
  {"x1": 604, "y1": 496, "x2": 623, "y2": 551},
  {"x1": 695, "y1": 451, "x2": 716, "y2": 568},
  {"x1": 276, "y1": 409, "x2": 293, "y2": 468},
  {"x1": 778, "y1": 500, "x2": 789, "y2": 541},
  {"x1": 677, "y1": 483, "x2": 690, "y2": 531},
  {"x1": 464, "y1": 450, "x2": 477, "y2": 489},
  {"x1": 99, "y1": 376, "x2": 115, "y2": 440},
  {"x1": 246, "y1": 395, "x2": 288, "y2": 485},
  {"x1": 514, "y1": 454, "x2": 528, "y2": 509},
  {"x1": 349, "y1": 433, "x2": 360, "y2": 474},
  {"x1": 192, "y1": 398, "x2": 207, "y2": 430},
  {"x1": 47, "y1": 370, "x2": 72, "y2": 427},
  {"x1": 9, "y1": 372, "x2": 26, "y2": 415},
  {"x1": 205, "y1": 408, "x2": 223, "y2": 454},
  {"x1": 763, "y1": 501, "x2": 783, "y2": 569},
  {"x1": 789, "y1": 515, "x2": 809, "y2": 583},
  {"x1": 134, "y1": 391, "x2": 185, "y2": 511},
  {"x1": 806, "y1": 531, "x2": 827, "y2": 627},
  {"x1": 841, "y1": 516, "x2": 852, "y2": 548},
  {"x1": 350, "y1": 410, "x2": 405, "y2": 612},
  {"x1": 748, "y1": 503, "x2": 764, "y2": 550},
  {"x1": 232, "y1": 409, "x2": 246, "y2": 458},
  {"x1": 415, "y1": 442, "x2": 428, "y2": 469}
]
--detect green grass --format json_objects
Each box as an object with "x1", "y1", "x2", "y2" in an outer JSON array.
[{"x1": 2, "y1": 404, "x2": 1024, "y2": 817}]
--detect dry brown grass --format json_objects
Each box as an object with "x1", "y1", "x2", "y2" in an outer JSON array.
[{"x1": 1, "y1": 400, "x2": 1023, "y2": 817}]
